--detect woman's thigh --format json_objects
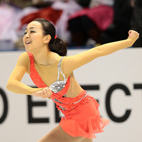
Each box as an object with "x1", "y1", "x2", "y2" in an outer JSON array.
[
  {"x1": 80, "y1": 138, "x2": 93, "y2": 142},
  {"x1": 37, "y1": 125, "x2": 86, "y2": 142}
]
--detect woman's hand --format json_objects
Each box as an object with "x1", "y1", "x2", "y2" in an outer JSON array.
[
  {"x1": 128, "y1": 30, "x2": 139, "y2": 40},
  {"x1": 31, "y1": 87, "x2": 52, "y2": 99}
]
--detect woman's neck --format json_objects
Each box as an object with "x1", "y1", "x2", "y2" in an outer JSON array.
[{"x1": 32, "y1": 47, "x2": 59, "y2": 66}]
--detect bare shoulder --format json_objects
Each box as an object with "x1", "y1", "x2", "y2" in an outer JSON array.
[
  {"x1": 17, "y1": 52, "x2": 30, "y2": 74},
  {"x1": 19, "y1": 52, "x2": 30, "y2": 60}
]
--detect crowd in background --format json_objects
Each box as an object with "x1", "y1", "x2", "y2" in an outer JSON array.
[{"x1": 0, "y1": 0, "x2": 142, "y2": 51}]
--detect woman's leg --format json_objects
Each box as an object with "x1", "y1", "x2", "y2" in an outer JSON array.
[
  {"x1": 37, "y1": 125, "x2": 86, "y2": 142},
  {"x1": 80, "y1": 138, "x2": 93, "y2": 142}
]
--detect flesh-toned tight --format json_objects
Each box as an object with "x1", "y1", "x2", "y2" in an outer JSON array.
[{"x1": 37, "y1": 125, "x2": 93, "y2": 142}]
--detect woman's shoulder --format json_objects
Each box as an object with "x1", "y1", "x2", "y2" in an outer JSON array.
[
  {"x1": 18, "y1": 52, "x2": 30, "y2": 65},
  {"x1": 19, "y1": 52, "x2": 30, "y2": 60},
  {"x1": 17, "y1": 52, "x2": 30, "y2": 74}
]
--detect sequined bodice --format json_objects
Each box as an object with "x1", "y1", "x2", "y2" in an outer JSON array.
[
  {"x1": 27, "y1": 52, "x2": 91, "y2": 115},
  {"x1": 27, "y1": 52, "x2": 69, "y2": 92},
  {"x1": 48, "y1": 57, "x2": 67, "y2": 93}
]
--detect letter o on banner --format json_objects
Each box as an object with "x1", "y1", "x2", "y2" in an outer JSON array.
[{"x1": 0, "y1": 88, "x2": 8, "y2": 124}]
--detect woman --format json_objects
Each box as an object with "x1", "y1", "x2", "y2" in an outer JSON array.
[{"x1": 7, "y1": 18, "x2": 139, "y2": 142}]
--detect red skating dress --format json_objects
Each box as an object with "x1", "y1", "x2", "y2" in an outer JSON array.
[{"x1": 27, "y1": 52, "x2": 109, "y2": 139}]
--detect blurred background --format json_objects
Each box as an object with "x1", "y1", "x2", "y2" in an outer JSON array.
[
  {"x1": 0, "y1": 1, "x2": 142, "y2": 142},
  {"x1": 0, "y1": 0, "x2": 142, "y2": 51}
]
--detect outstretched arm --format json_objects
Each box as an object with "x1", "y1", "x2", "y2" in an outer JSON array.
[
  {"x1": 6, "y1": 52, "x2": 42, "y2": 95},
  {"x1": 62, "y1": 30, "x2": 139, "y2": 74}
]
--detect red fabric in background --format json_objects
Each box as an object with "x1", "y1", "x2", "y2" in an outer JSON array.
[
  {"x1": 69, "y1": 5, "x2": 113, "y2": 31},
  {"x1": 19, "y1": 7, "x2": 62, "y2": 29}
]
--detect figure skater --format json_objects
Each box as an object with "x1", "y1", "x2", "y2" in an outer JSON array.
[{"x1": 7, "y1": 18, "x2": 139, "y2": 142}]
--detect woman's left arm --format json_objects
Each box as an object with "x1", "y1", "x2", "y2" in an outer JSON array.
[{"x1": 62, "y1": 30, "x2": 139, "y2": 74}]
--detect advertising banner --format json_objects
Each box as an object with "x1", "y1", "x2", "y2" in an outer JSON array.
[{"x1": 0, "y1": 49, "x2": 142, "y2": 142}]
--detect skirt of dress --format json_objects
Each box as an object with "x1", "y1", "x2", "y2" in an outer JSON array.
[{"x1": 59, "y1": 95, "x2": 109, "y2": 139}]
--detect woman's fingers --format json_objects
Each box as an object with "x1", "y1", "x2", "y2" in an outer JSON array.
[
  {"x1": 41, "y1": 87, "x2": 52, "y2": 99},
  {"x1": 128, "y1": 30, "x2": 139, "y2": 39},
  {"x1": 41, "y1": 89, "x2": 45, "y2": 99},
  {"x1": 32, "y1": 87, "x2": 52, "y2": 99}
]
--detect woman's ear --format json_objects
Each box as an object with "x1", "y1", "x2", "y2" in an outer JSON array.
[{"x1": 43, "y1": 35, "x2": 51, "y2": 44}]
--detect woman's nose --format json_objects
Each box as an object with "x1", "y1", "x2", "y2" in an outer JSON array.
[{"x1": 25, "y1": 32, "x2": 29, "y2": 38}]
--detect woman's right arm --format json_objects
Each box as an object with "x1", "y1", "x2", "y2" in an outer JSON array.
[{"x1": 6, "y1": 52, "x2": 42, "y2": 95}]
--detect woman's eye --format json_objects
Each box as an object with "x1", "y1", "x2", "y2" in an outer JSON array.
[
  {"x1": 24, "y1": 31, "x2": 35, "y2": 35},
  {"x1": 30, "y1": 31, "x2": 35, "y2": 33}
]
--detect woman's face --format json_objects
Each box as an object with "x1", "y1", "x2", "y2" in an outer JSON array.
[{"x1": 23, "y1": 21, "x2": 47, "y2": 52}]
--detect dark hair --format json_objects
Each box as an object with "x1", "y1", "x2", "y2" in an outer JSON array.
[{"x1": 33, "y1": 18, "x2": 67, "y2": 56}]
